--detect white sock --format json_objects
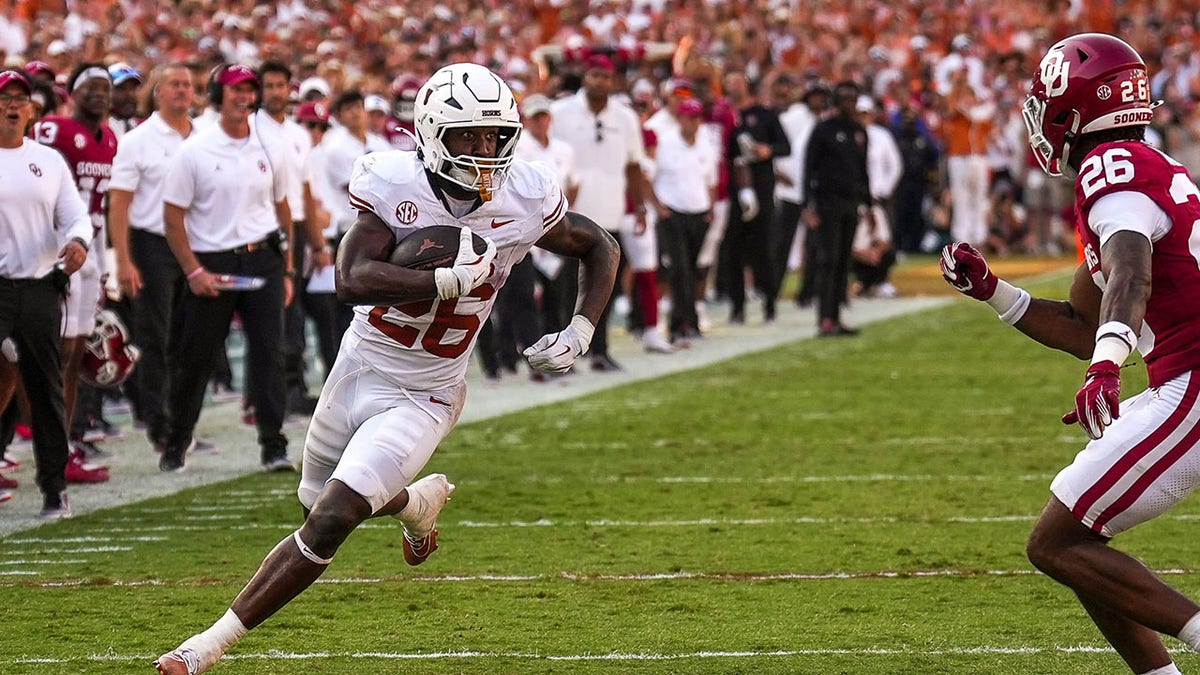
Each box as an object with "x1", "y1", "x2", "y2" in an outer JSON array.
[
  {"x1": 177, "y1": 609, "x2": 248, "y2": 672},
  {"x1": 1179, "y1": 611, "x2": 1200, "y2": 652},
  {"x1": 1140, "y1": 664, "x2": 1182, "y2": 675},
  {"x1": 396, "y1": 486, "x2": 425, "y2": 524}
]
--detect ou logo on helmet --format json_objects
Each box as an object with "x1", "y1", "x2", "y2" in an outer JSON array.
[{"x1": 1040, "y1": 50, "x2": 1071, "y2": 98}]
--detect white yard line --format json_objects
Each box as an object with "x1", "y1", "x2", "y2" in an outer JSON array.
[{"x1": 4, "y1": 643, "x2": 1184, "y2": 667}]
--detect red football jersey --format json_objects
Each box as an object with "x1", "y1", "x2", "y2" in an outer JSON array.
[
  {"x1": 1075, "y1": 140, "x2": 1200, "y2": 387},
  {"x1": 33, "y1": 115, "x2": 118, "y2": 232}
]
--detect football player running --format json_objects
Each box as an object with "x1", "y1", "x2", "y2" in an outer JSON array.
[
  {"x1": 942, "y1": 34, "x2": 1200, "y2": 675},
  {"x1": 154, "y1": 63, "x2": 619, "y2": 674}
]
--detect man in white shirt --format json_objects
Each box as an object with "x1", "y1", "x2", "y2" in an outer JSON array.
[
  {"x1": 0, "y1": 70, "x2": 92, "y2": 518},
  {"x1": 108, "y1": 63, "x2": 195, "y2": 454},
  {"x1": 776, "y1": 83, "x2": 827, "y2": 304},
  {"x1": 256, "y1": 61, "x2": 331, "y2": 416},
  {"x1": 550, "y1": 54, "x2": 654, "y2": 371},
  {"x1": 159, "y1": 64, "x2": 295, "y2": 474},
  {"x1": 653, "y1": 98, "x2": 719, "y2": 343}
]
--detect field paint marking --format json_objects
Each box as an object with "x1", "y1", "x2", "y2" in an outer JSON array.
[
  {"x1": 10, "y1": 567, "x2": 1200, "y2": 589},
  {"x1": 0, "y1": 546, "x2": 131, "y2": 554},
  {"x1": 0, "y1": 559, "x2": 86, "y2": 565},
  {"x1": 3, "y1": 535, "x2": 168, "y2": 544},
  {"x1": 7, "y1": 644, "x2": 1187, "y2": 666}
]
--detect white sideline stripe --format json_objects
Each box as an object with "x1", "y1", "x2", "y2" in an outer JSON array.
[
  {"x1": 0, "y1": 546, "x2": 131, "y2": 554},
  {"x1": 3, "y1": 535, "x2": 168, "y2": 544},
  {"x1": 11, "y1": 568, "x2": 1200, "y2": 588},
  {"x1": 0, "y1": 559, "x2": 86, "y2": 565},
  {"x1": 6, "y1": 644, "x2": 1185, "y2": 666}
]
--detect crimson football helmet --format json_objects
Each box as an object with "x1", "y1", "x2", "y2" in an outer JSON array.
[
  {"x1": 80, "y1": 310, "x2": 141, "y2": 388},
  {"x1": 1023, "y1": 33, "x2": 1154, "y2": 176}
]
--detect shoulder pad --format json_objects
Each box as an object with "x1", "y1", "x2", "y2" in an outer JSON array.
[
  {"x1": 359, "y1": 150, "x2": 422, "y2": 185},
  {"x1": 507, "y1": 159, "x2": 555, "y2": 200}
]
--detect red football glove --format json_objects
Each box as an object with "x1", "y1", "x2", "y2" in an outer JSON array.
[
  {"x1": 940, "y1": 242, "x2": 997, "y2": 301},
  {"x1": 1062, "y1": 361, "x2": 1122, "y2": 440}
]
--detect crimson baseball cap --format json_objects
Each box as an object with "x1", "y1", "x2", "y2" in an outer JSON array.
[
  {"x1": 217, "y1": 64, "x2": 260, "y2": 89},
  {"x1": 584, "y1": 54, "x2": 616, "y2": 73},
  {"x1": 296, "y1": 101, "x2": 330, "y2": 125},
  {"x1": 22, "y1": 61, "x2": 54, "y2": 81},
  {"x1": 0, "y1": 70, "x2": 33, "y2": 95},
  {"x1": 676, "y1": 98, "x2": 704, "y2": 117}
]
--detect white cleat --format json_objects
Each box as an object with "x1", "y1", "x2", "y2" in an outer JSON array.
[{"x1": 400, "y1": 473, "x2": 455, "y2": 566}]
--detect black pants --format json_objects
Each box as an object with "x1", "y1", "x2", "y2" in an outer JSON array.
[
  {"x1": 0, "y1": 276, "x2": 69, "y2": 499},
  {"x1": 536, "y1": 257, "x2": 578, "y2": 336},
  {"x1": 852, "y1": 249, "x2": 898, "y2": 291},
  {"x1": 659, "y1": 209, "x2": 708, "y2": 337},
  {"x1": 812, "y1": 197, "x2": 860, "y2": 325},
  {"x1": 893, "y1": 182, "x2": 927, "y2": 253},
  {"x1": 164, "y1": 247, "x2": 287, "y2": 460},
  {"x1": 723, "y1": 190, "x2": 778, "y2": 319},
  {"x1": 130, "y1": 229, "x2": 181, "y2": 444},
  {"x1": 492, "y1": 254, "x2": 541, "y2": 368},
  {"x1": 772, "y1": 199, "x2": 802, "y2": 300},
  {"x1": 589, "y1": 234, "x2": 626, "y2": 360}
]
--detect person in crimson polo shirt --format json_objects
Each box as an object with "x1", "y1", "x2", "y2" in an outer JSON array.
[
  {"x1": 159, "y1": 64, "x2": 296, "y2": 474},
  {"x1": 0, "y1": 69, "x2": 93, "y2": 518}
]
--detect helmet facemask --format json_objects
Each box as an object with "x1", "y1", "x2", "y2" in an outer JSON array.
[{"x1": 430, "y1": 123, "x2": 521, "y2": 201}]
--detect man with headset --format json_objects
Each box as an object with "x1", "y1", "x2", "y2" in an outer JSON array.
[{"x1": 159, "y1": 64, "x2": 295, "y2": 473}]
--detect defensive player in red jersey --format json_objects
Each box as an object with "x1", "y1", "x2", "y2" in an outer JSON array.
[
  {"x1": 943, "y1": 34, "x2": 1200, "y2": 675},
  {"x1": 33, "y1": 62, "x2": 118, "y2": 475}
]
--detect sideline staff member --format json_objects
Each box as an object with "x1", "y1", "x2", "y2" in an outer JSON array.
[
  {"x1": 160, "y1": 64, "x2": 295, "y2": 473},
  {"x1": 0, "y1": 69, "x2": 93, "y2": 518}
]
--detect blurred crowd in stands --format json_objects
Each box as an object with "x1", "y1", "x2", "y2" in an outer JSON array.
[{"x1": 4, "y1": 0, "x2": 1200, "y2": 503}]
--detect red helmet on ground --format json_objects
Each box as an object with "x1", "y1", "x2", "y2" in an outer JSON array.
[
  {"x1": 1023, "y1": 33, "x2": 1154, "y2": 176},
  {"x1": 80, "y1": 310, "x2": 141, "y2": 387}
]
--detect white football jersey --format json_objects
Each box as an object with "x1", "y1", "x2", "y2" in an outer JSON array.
[{"x1": 345, "y1": 151, "x2": 567, "y2": 390}]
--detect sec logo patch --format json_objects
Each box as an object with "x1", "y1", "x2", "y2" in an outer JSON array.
[{"x1": 396, "y1": 200, "x2": 419, "y2": 224}]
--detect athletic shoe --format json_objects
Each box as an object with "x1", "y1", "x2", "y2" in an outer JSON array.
[
  {"x1": 400, "y1": 473, "x2": 455, "y2": 566},
  {"x1": 65, "y1": 452, "x2": 109, "y2": 483},
  {"x1": 209, "y1": 383, "x2": 241, "y2": 403},
  {"x1": 39, "y1": 491, "x2": 71, "y2": 519},
  {"x1": 641, "y1": 330, "x2": 676, "y2": 354},
  {"x1": 261, "y1": 456, "x2": 296, "y2": 472},
  {"x1": 189, "y1": 438, "x2": 219, "y2": 456},
  {"x1": 159, "y1": 451, "x2": 186, "y2": 473},
  {"x1": 72, "y1": 439, "x2": 115, "y2": 465},
  {"x1": 0, "y1": 457, "x2": 20, "y2": 471},
  {"x1": 0, "y1": 473, "x2": 16, "y2": 489},
  {"x1": 154, "y1": 647, "x2": 201, "y2": 675}
]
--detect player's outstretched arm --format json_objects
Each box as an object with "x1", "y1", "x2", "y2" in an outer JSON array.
[
  {"x1": 335, "y1": 209, "x2": 440, "y2": 305},
  {"x1": 940, "y1": 242, "x2": 1101, "y2": 358},
  {"x1": 523, "y1": 211, "x2": 619, "y2": 374}
]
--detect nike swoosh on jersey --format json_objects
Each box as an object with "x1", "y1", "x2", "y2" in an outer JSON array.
[{"x1": 490, "y1": 218, "x2": 515, "y2": 228}]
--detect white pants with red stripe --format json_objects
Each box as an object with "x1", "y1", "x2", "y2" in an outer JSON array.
[
  {"x1": 1051, "y1": 371, "x2": 1200, "y2": 538},
  {"x1": 298, "y1": 349, "x2": 465, "y2": 513}
]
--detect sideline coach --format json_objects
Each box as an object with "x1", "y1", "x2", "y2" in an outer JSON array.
[{"x1": 160, "y1": 64, "x2": 295, "y2": 473}]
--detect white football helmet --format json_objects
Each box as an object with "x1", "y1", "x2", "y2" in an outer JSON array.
[{"x1": 414, "y1": 62, "x2": 521, "y2": 200}]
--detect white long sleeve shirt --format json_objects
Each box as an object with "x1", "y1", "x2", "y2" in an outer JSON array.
[
  {"x1": 865, "y1": 123, "x2": 903, "y2": 201},
  {"x1": 0, "y1": 139, "x2": 93, "y2": 278}
]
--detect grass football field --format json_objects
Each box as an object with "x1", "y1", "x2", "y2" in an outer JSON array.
[{"x1": 4, "y1": 271, "x2": 1197, "y2": 674}]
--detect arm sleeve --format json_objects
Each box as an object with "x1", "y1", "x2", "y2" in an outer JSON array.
[
  {"x1": 54, "y1": 154, "x2": 93, "y2": 245},
  {"x1": 161, "y1": 150, "x2": 195, "y2": 209},
  {"x1": 1088, "y1": 190, "x2": 1171, "y2": 247},
  {"x1": 108, "y1": 136, "x2": 141, "y2": 192},
  {"x1": 624, "y1": 108, "x2": 647, "y2": 166},
  {"x1": 535, "y1": 161, "x2": 568, "y2": 233},
  {"x1": 768, "y1": 113, "x2": 791, "y2": 158}
]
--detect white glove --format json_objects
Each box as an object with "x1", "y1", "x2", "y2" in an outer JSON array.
[
  {"x1": 523, "y1": 315, "x2": 594, "y2": 374},
  {"x1": 433, "y1": 227, "x2": 497, "y2": 300},
  {"x1": 738, "y1": 187, "x2": 759, "y2": 221}
]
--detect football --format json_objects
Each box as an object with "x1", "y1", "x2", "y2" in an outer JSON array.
[{"x1": 389, "y1": 225, "x2": 488, "y2": 271}]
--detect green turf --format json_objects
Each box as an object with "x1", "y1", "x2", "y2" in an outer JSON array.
[{"x1": 4, "y1": 275, "x2": 1196, "y2": 674}]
